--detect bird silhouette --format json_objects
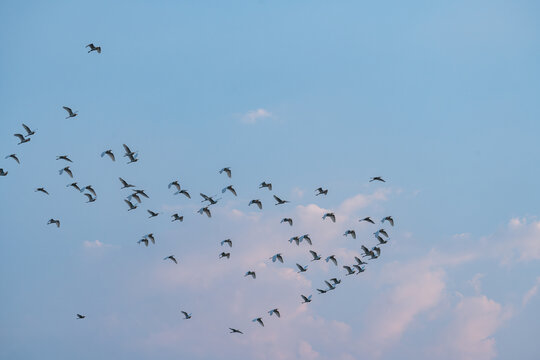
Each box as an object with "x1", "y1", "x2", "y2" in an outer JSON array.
[
  {"x1": 229, "y1": 328, "x2": 243, "y2": 334},
  {"x1": 280, "y1": 218, "x2": 293, "y2": 226},
  {"x1": 300, "y1": 234, "x2": 312, "y2": 245},
  {"x1": 22, "y1": 123, "x2": 36, "y2": 136},
  {"x1": 219, "y1": 252, "x2": 230, "y2": 259},
  {"x1": 56, "y1": 155, "x2": 73, "y2": 162},
  {"x1": 5, "y1": 154, "x2": 20, "y2": 164},
  {"x1": 245, "y1": 271, "x2": 256, "y2": 279},
  {"x1": 197, "y1": 207, "x2": 211, "y2": 218},
  {"x1": 315, "y1": 187, "x2": 328, "y2": 196},
  {"x1": 252, "y1": 318, "x2": 264, "y2": 327},
  {"x1": 181, "y1": 311, "x2": 192, "y2": 319},
  {"x1": 0, "y1": 169, "x2": 7, "y2": 176},
  {"x1": 259, "y1": 182, "x2": 272, "y2": 191},
  {"x1": 47, "y1": 219, "x2": 60, "y2": 228},
  {"x1": 171, "y1": 214, "x2": 183, "y2": 222},
  {"x1": 322, "y1": 212, "x2": 336, "y2": 222},
  {"x1": 81, "y1": 185, "x2": 97, "y2": 197},
  {"x1": 138, "y1": 238, "x2": 149, "y2": 247},
  {"x1": 343, "y1": 230, "x2": 356, "y2": 239},
  {"x1": 63, "y1": 106, "x2": 78, "y2": 119},
  {"x1": 35, "y1": 187, "x2": 49, "y2": 195},
  {"x1": 147, "y1": 210, "x2": 159, "y2": 218},
  {"x1": 369, "y1": 176, "x2": 385, "y2": 182},
  {"x1": 301, "y1": 294, "x2": 312, "y2": 303},
  {"x1": 325, "y1": 255, "x2": 338, "y2": 266},
  {"x1": 14, "y1": 133, "x2": 30, "y2": 144},
  {"x1": 248, "y1": 199, "x2": 262, "y2": 209},
  {"x1": 84, "y1": 193, "x2": 96, "y2": 203},
  {"x1": 268, "y1": 308, "x2": 280, "y2": 318},
  {"x1": 221, "y1": 185, "x2": 237, "y2": 196},
  {"x1": 124, "y1": 199, "x2": 137, "y2": 211},
  {"x1": 343, "y1": 266, "x2": 355, "y2": 275},
  {"x1": 86, "y1": 43, "x2": 101, "y2": 53},
  {"x1": 296, "y1": 263, "x2": 308, "y2": 273},
  {"x1": 359, "y1": 216, "x2": 375, "y2": 224},
  {"x1": 270, "y1": 253, "x2": 284, "y2": 263},
  {"x1": 309, "y1": 250, "x2": 321, "y2": 261},
  {"x1": 76, "y1": 314, "x2": 85, "y2": 319},
  {"x1": 221, "y1": 239, "x2": 232, "y2": 247},
  {"x1": 164, "y1": 255, "x2": 177, "y2": 264},
  {"x1": 381, "y1": 216, "x2": 394, "y2": 226},
  {"x1": 100, "y1": 150, "x2": 115, "y2": 161},
  {"x1": 176, "y1": 189, "x2": 191, "y2": 198},
  {"x1": 59, "y1": 166, "x2": 73, "y2": 178},
  {"x1": 168, "y1": 181, "x2": 181, "y2": 192},
  {"x1": 273, "y1": 195, "x2": 289, "y2": 205},
  {"x1": 67, "y1": 182, "x2": 82, "y2": 191},
  {"x1": 219, "y1": 167, "x2": 232, "y2": 178},
  {"x1": 119, "y1": 177, "x2": 135, "y2": 189}
]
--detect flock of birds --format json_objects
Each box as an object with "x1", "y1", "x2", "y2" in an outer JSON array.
[{"x1": 1, "y1": 43, "x2": 396, "y2": 336}]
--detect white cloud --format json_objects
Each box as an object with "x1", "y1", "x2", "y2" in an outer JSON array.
[
  {"x1": 522, "y1": 276, "x2": 540, "y2": 306},
  {"x1": 469, "y1": 273, "x2": 485, "y2": 294},
  {"x1": 83, "y1": 240, "x2": 110, "y2": 248},
  {"x1": 241, "y1": 108, "x2": 272, "y2": 124}
]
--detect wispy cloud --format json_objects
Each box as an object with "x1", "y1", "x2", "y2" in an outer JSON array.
[
  {"x1": 241, "y1": 108, "x2": 272, "y2": 124},
  {"x1": 83, "y1": 240, "x2": 110, "y2": 248},
  {"x1": 523, "y1": 277, "x2": 540, "y2": 306}
]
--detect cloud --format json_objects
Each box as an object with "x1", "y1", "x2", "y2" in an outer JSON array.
[
  {"x1": 468, "y1": 273, "x2": 485, "y2": 294},
  {"x1": 495, "y1": 218, "x2": 540, "y2": 263},
  {"x1": 83, "y1": 240, "x2": 110, "y2": 248},
  {"x1": 241, "y1": 108, "x2": 272, "y2": 124},
  {"x1": 522, "y1": 276, "x2": 540, "y2": 306}
]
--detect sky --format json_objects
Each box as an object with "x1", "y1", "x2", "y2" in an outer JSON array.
[{"x1": 0, "y1": 0, "x2": 539, "y2": 359}]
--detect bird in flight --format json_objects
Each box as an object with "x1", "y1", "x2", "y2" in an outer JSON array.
[
  {"x1": 35, "y1": 187, "x2": 49, "y2": 195},
  {"x1": 375, "y1": 234, "x2": 388, "y2": 245},
  {"x1": 221, "y1": 239, "x2": 232, "y2": 247},
  {"x1": 268, "y1": 309, "x2": 280, "y2": 318},
  {"x1": 245, "y1": 271, "x2": 256, "y2": 279},
  {"x1": 147, "y1": 210, "x2": 159, "y2": 218},
  {"x1": 324, "y1": 280, "x2": 336, "y2": 291},
  {"x1": 14, "y1": 133, "x2": 30, "y2": 145},
  {"x1": 375, "y1": 229, "x2": 389, "y2": 238},
  {"x1": 343, "y1": 230, "x2": 356, "y2": 239},
  {"x1": 221, "y1": 185, "x2": 237, "y2": 196},
  {"x1": 63, "y1": 106, "x2": 78, "y2": 119},
  {"x1": 315, "y1": 187, "x2": 328, "y2": 196},
  {"x1": 47, "y1": 219, "x2": 60, "y2": 228},
  {"x1": 76, "y1": 314, "x2": 85, "y2": 319},
  {"x1": 301, "y1": 294, "x2": 312, "y2": 303},
  {"x1": 280, "y1": 218, "x2": 293, "y2": 226},
  {"x1": 343, "y1": 266, "x2": 355, "y2": 275},
  {"x1": 171, "y1": 214, "x2": 183, "y2": 222},
  {"x1": 168, "y1": 181, "x2": 181, "y2": 192},
  {"x1": 322, "y1": 212, "x2": 336, "y2": 223},
  {"x1": 138, "y1": 238, "x2": 149, "y2": 247},
  {"x1": 124, "y1": 199, "x2": 137, "y2": 211},
  {"x1": 317, "y1": 288, "x2": 328, "y2": 294},
  {"x1": 289, "y1": 236, "x2": 300, "y2": 246},
  {"x1": 127, "y1": 193, "x2": 141, "y2": 203},
  {"x1": 0, "y1": 169, "x2": 7, "y2": 176},
  {"x1": 133, "y1": 189, "x2": 149, "y2": 199},
  {"x1": 67, "y1": 182, "x2": 82, "y2": 191},
  {"x1": 84, "y1": 193, "x2": 96, "y2": 203},
  {"x1": 5, "y1": 154, "x2": 20, "y2": 164},
  {"x1": 229, "y1": 328, "x2": 243, "y2": 334},
  {"x1": 56, "y1": 155, "x2": 73, "y2": 162},
  {"x1": 81, "y1": 185, "x2": 97, "y2": 197},
  {"x1": 164, "y1": 255, "x2": 177, "y2": 264},
  {"x1": 325, "y1": 255, "x2": 338, "y2": 266},
  {"x1": 100, "y1": 150, "x2": 115, "y2": 161},
  {"x1": 309, "y1": 250, "x2": 321, "y2": 261},
  {"x1": 381, "y1": 216, "x2": 394, "y2": 226},
  {"x1": 59, "y1": 166, "x2": 73, "y2": 178},
  {"x1": 300, "y1": 234, "x2": 312, "y2": 245},
  {"x1": 273, "y1": 195, "x2": 289, "y2": 205},
  {"x1": 248, "y1": 199, "x2": 262, "y2": 209},
  {"x1": 219, "y1": 252, "x2": 230, "y2": 259},
  {"x1": 86, "y1": 43, "x2": 101, "y2": 53},
  {"x1": 22, "y1": 123, "x2": 36, "y2": 136},
  {"x1": 354, "y1": 256, "x2": 367, "y2": 265},
  {"x1": 270, "y1": 253, "x2": 284, "y2": 263},
  {"x1": 176, "y1": 189, "x2": 191, "y2": 199},
  {"x1": 259, "y1": 182, "x2": 272, "y2": 191},
  {"x1": 118, "y1": 177, "x2": 134, "y2": 189},
  {"x1": 146, "y1": 234, "x2": 155, "y2": 244},
  {"x1": 219, "y1": 167, "x2": 232, "y2": 178},
  {"x1": 359, "y1": 216, "x2": 375, "y2": 224},
  {"x1": 330, "y1": 278, "x2": 341, "y2": 285},
  {"x1": 353, "y1": 265, "x2": 365, "y2": 273},
  {"x1": 296, "y1": 263, "x2": 308, "y2": 273},
  {"x1": 197, "y1": 206, "x2": 211, "y2": 218},
  {"x1": 181, "y1": 311, "x2": 192, "y2": 320},
  {"x1": 370, "y1": 176, "x2": 385, "y2": 183},
  {"x1": 252, "y1": 318, "x2": 264, "y2": 327},
  {"x1": 200, "y1": 193, "x2": 219, "y2": 205}
]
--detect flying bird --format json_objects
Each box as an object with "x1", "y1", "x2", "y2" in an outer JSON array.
[
  {"x1": 59, "y1": 166, "x2": 73, "y2": 178},
  {"x1": 76, "y1": 314, "x2": 85, "y2": 319},
  {"x1": 252, "y1": 318, "x2": 264, "y2": 327},
  {"x1": 181, "y1": 311, "x2": 192, "y2": 320},
  {"x1": 353, "y1": 265, "x2": 365, "y2": 273},
  {"x1": 63, "y1": 106, "x2": 78, "y2": 119},
  {"x1": 197, "y1": 206, "x2": 211, "y2": 218},
  {"x1": 322, "y1": 212, "x2": 336, "y2": 223},
  {"x1": 164, "y1": 255, "x2": 177, "y2": 264},
  {"x1": 138, "y1": 238, "x2": 149, "y2": 247},
  {"x1": 359, "y1": 216, "x2": 375, "y2": 224},
  {"x1": 245, "y1": 271, "x2": 256, "y2": 279},
  {"x1": 67, "y1": 182, "x2": 82, "y2": 191},
  {"x1": 301, "y1": 294, "x2": 312, "y2": 304},
  {"x1": 221, "y1": 185, "x2": 237, "y2": 196},
  {"x1": 176, "y1": 189, "x2": 191, "y2": 198},
  {"x1": 369, "y1": 176, "x2": 385, "y2": 183},
  {"x1": 309, "y1": 250, "x2": 321, "y2": 261},
  {"x1": 5, "y1": 154, "x2": 20, "y2": 164},
  {"x1": 296, "y1": 263, "x2": 308, "y2": 273},
  {"x1": 259, "y1": 182, "x2": 272, "y2": 191},
  {"x1": 300, "y1": 234, "x2": 312, "y2": 245},
  {"x1": 128, "y1": 193, "x2": 141, "y2": 203},
  {"x1": 171, "y1": 214, "x2": 184, "y2": 222},
  {"x1": 324, "y1": 280, "x2": 336, "y2": 291},
  {"x1": 280, "y1": 218, "x2": 293, "y2": 226},
  {"x1": 47, "y1": 219, "x2": 60, "y2": 228},
  {"x1": 219, "y1": 252, "x2": 230, "y2": 259},
  {"x1": 289, "y1": 236, "x2": 300, "y2": 246},
  {"x1": 268, "y1": 309, "x2": 280, "y2": 318},
  {"x1": 119, "y1": 177, "x2": 135, "y2": 189},
  {"x1": 168, "y1": 181, "x2": 181, "y2": 192},
  {"x1": 270, "y1": 253, "x2": 284, "y2": 263},
  {"x1": 82, "y1": 185, "x2": 97, "y2": 197},
  {"x1": 248, "y1": 199, "x2": 262, "y2": 209},
  {"x1": 221, "y1": 239, "x2": 232, "y2": 247},
  {"x1": 200, "y1": 193, "x2": 219, "y2": 205},
  {"x1": 325, "y1": 255, "x2": 338, "y2": 266},
  {"x1": 375, "y1": 229, "x2": 389, "y2": 238},
  {"x1": 315, "y1": 187, "x2": 328, "y2": 196},
  {"x1": 354, "y1": 256, "x2": 367, "y2": 265},
  {"x1": 126, "y1": 152, "x2": 138, "y2": 164},
  {"x1": 122, "y1": 144, "x2": 137, "y2": 157},
  {"x1": 86, "y1": 43, "x2": 101, "y2": 53},
  {"x1": 343, "y1": 230, "x2": 356, "y2": 239},
  {"x1": 146, "y1": 233, "x2": 155, "y2": 244},
  {"x1": 273, "y1": 195, "x2": 289, "y2": 205},
  {"x1": 124, "y1": 199, "x2": 137, "y2": 211},
  {"x1": 147, "y1": 210, "x2": 159, "y2": 218},
  {"x1": 381, "y1": 216, "x2": 394, "y2": 226},
  {"x1": 14, "y1": 133, "x2": 30, "y2": 144},
  {"x1": 22, "y1": 123, "x2": 36, "y2": 136},
  {"x1": 84, "y1": 193, "x2": 96, "y2": 203},
  {"x1": 0, "y1": 169, "x2": 7, "y2": 176},
  {"x1": 56, "y1": 155, "x2": 73, "y2": 162},
  {"x1": 375, "y1": 234, "x2": 388, "y2": 245},
  {"x1": 134, "y1": 189, "x2": 149, "y2": 198},
  {"x1": 343, "y1": 266, "x2": 355, "y2": 275},
  {"x1": 219, "y1": 167, "x2": 232, "y2": 178},
  {"x1": 330, "y1": 278, "x2": 341, "y2": 285},
  {"x1": 100, "y1": 150, "x2": 115, "y2": 161},
  {"x1": 35, "y1": 187, "x2": 49, "y2": 195},
  {"x1": 229, "y1": 328, "x2": 243, "y2": 334},
  {"x1": 317, "y1": 288, "x2": 328, "y2": 294}
]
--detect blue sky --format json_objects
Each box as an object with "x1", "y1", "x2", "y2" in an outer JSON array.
[{"x1": 1, "y1": 1, "x2": 539, "y2": 359}]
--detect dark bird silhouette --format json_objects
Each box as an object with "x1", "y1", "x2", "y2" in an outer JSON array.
[
  {"x1": 317, "y1": 288, "x2": 328, "y2": 294},
  {"x1": 281, "y1": 218, "x2": 293, "y2": 226},
  {"x1": 126, "y1": 152, "x2": 138, "y2": 164},
  {"x1": 343, "y1": 266, "x2": 355, "y2": 275},
  {"x1": 354, "y1": 256, "x2": 367, "y2": 265},
  {"x1": 171, "y1": 214, "x2": 184, "y2": 222},
  {"x1": 252, "y1": 318, "x2": 264, "y2": 327},
  {"x1": 35, "y1": 187, "x2": 49, "y2": 195},
  {"x1": 309, "y1": 250, "x2": 321, "y2": 261},
  {"x1": 325, "y1": 255, "x2": 338, "y2": 266},
  {"x1": 56, "y1": 155, "x2": 73, "y2": 162},
  {"x1": 63, "y1": 106, "x2": 78, "y2": 119},
  {"x1": 300, "y1": 234, "x2": 312, "y2": 245},
  {"x1": 67, "y1": 182, "x2": 82, "y2": 191},
  {"x1": 370, "y1": 176, "x2": 385, "y2": 183},
  {"x1": 324, "y1": 280, "x2": 336, "y2": 291},
  {"x1": 268, "y1": 309, "x2": 280, "y2": 318},
  {"x1": 200, "y1": 193, "x2": 219, "y2": 205},
  {"x1": 86, "y1": 43, "x2": 101, "y2": 53},
  {"x1": 76, "y1": 314, "x2": 85, "y2": 319},
  {"x1": 219, "y1": 252, "x2": 231, "y2": 259},
  {"x1": 270, "y1": 253, "x2": 284, "y2": 263},
  {"x1": 101, "y1": 150, "x2": 115, "y2": 161},
  {"x1": 147, "y1": 210, "x2": 159, "y2": 218},
  {"x1": 14, "y1": 133, "x2": 30, "y2": 144},
  {"x1": 128, "y1": 193, "x2": 141, "y2": 203},
  {"x1": 259, "y1": 181, "x2": 272, "y2": 191},
  {"x1": 381, "y1": 216, "x2": 394, "y2": 226},
  {"x1": 296, "y1": 263, "x2": 308, "y2": 273},
  {"x1": 315, "y1": 187, "x2": 328, "y2": 196},
  {"x1": 47, "y1": 219, "x2": 60, "y2": 228},
  {"x1": 119, "y1": 177, "x2": 135, "y2": 189},
  {"x1": 176, "y1": 189, "x2": 191, "y2": 199},
  {"x1": 359, "y1": 216, "x2": 375, "y2": 224},
  {"x1": 375, "y1": 234, "x2": 388, "y2": 245},
  {"x1": 122, "y1": 144, "x2": 137, "y2": 157},
  {"x1": 353, "y1": 265, "x2": 365, "y2": 273},
  {"x1": 164, "y1": 255, "x2": 177, "y2": 264},
  {"x1": 219, "y1": 167, "x2": 232, "y2": 178},
  {"x1": 330, "y1": 278, "x2": 341, "y2": 285},
  {"x1": 124, "y1": 199, "x2": 137, "y2": 211},
  {"x1": 289, "y1": 236, "x2": 300, "y2": 246},
  {"x1": 59, "y1": 166, "x2": 73, "y2": 178},
  {"x1": 249, "y1": 199, "x2": 262, "y2": 209},
  {"x1": 0, "y1": 169, "x2": 7, "y2": 176},
  {"x1": 375, "y1": 229, "x2": 389, "y2": 238},
  {"x1": 84, "y1": 193, "x2": 96, "y2": 203},
  {"x1": 181, "y1": 311, "x2": 192, "y2": 320},
  {"x1": 273, "y1": 195, "x2": 289, "y2": 205},
  {"x1": 245, "y1": 271, "x2": 256, "y2": 279},
  {"x1": 197, "y1": 206, "x2": 211, "y2": 218},
  {"x1": 5, "y1": 154, "x2": 20, "y2": 164},
  {"x1": 82, "y1": 185, "x2": 97, "y2": 197},
  {"x1": 343, "y1": 230, "x2": 356, "y2": 239},
  {"x1": 222, "y1": 185, "x2": 237, "y2": 196},
  {"x1": 301, "y1": 294, "x2": 312, "y2": 303},
  {"x1": 138, "y1": 238, "x2": 149, "y2": 247},
  {"x1": 322, "y1": 212, "x2": 336, "y2": 223},
  {"x1": 229, "y1": 328, "x2": 243, "y2": 334},
  {"x1": 134, "y1": 189, "x2": 149, "y2": 199},
  {"x1": 221, "y1": 239, "x2": 232, "y2": 247},
  {"x1": 146, "y1": 233, "x2": 155, "y2": 244},
  {"x1": 168, "y1": 181, "x2": 181, "y2": 192},
  {"x1": 22, "y1": 123, "x2": 36, "y2": 136}
]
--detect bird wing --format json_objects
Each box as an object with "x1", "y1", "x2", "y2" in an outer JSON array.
[
  {"x1": 273, "y1": 195, "x2": 281, "y2": 203},
  {"x1": 256, "y1": 201, "x2": 262, "y2": 209},
  {"x1": 296, "y1": 263, "x2": 304, "y2": 271},
  {"x1": 14, "y1": 134, "x2": 25, "y2": 141},
  {"x1": 22, "y1": 123, "x2": 32, "y2": 134},
  {"x1": 309, "y1": 250, "x2": 317, "y2": 258},
  {"x1": 330, "y1": 257, "x2": 337, "y2": 266},
  {"x1": 62, "y1": 106, "x2": 73, "y2": 115},
  {"x1": 84, "y1": 193, "x2": 93, "y2": 201},
  {"x1": 230, "y1": 187, "x2": 237, "y2": 196}
]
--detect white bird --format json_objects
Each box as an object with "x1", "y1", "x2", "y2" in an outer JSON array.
[
  {"x1": 86, "y1": 43, "x2": 101, "y2": 53},
  {"x1": 343, "y1": 230, "x2": 356, "y2": 239},
  {"x1": 147, "y1": 210, "x2": 159, "y2": 218},
  {"x1": 47, "y1": 219, "x2": 60, "y2": 228},
  {"x1": 280, "y1": 218, "x2": 293, "y2": 226},
  {"x1": 124, "y1": 199, "x2": 137, "y2": 211},
  {"x1": 315, "y1": 187, "x2": 328, "y2": 196},
  {"x1": 259, "y1": 181, "x2": 272, "y2": 191},
  {"x1": 221, "y1": 239, "x2": 232, "y2": 247},
  {"x1": 181, "y1": 311, "x2": 192, "y2": 319},
  {"x1": 171, "y1": 214, "x2": 184, "y2": 222},
  {"x1": 252, "y1": 318, "x2": 264, "y2": 327},
  {"x1": 59, "y1": 166, "x2": 73, "y2": 178},
  {"x1": 100, "y1": 150, "x2": 115, "y2": 161},
  {"x1": 296, "y1": 263, "x2": 308, "y2": 273},
  {"x1": 221, "y1": 185, "x2": 237, "y2": 196},
  {"x1": 56, "y1": 155, "x2": 73, "y2": 162},
  {"x1": 22, "y1": 123, "x2": 36, "y2": 136},
  {"x1": 63, "y1": 106, "x2": 78, "y2": 119},
  {"x1": 325, "y1": 255, "x2": 338, "y2": 266},
  {"x1": 300, "y1": 234, "x2": 312, "y2": 245},
  {"x1": 168, "y1": 181, "x2": 181, "y2": 192},
  {"x1": 381, "y1": 216, "x2": 394, "y2": 226},
  {"x1": 309, "y1": 250, "x2": 321, "y2": 261},
  {"x1": 197, "y1": 206, "x2": 211, "y2": 218},
  {"x1": 14, "y1": 133, "x2": 30, "y2": 144},
  {"x1": 322, "y1": 212, "x2": 336, "y2": 222},
  {"x1": 5, "y1": 154, "x2": 20, "y2": 164},
  {"x1": 270, "y1": 253, "x2": 284, "y2": 263},
  {"x1": 301, "y1": 294, "x2": 312, "y2": 303},
  {"x1": 370, "y1": 176, "x2": 385, "y2": 183},
  {"x1": 268, "y1": 308, "x2": 280, "y2": 318},
  {"x1": 248, "y1": 199, "x2": 262, "y2": 209},
  {"x1": 359, "y1": 216, "x2": 375, "y2": 224},
  {"x1": 273, "y1": 195, "x2": 289, "y2": 205},
  {"x1": 164, "y1": 255, "x2": 177, "y2": 264},
  {"x1": 219, "y1": 167, "x2": 232, "y2": 178},
  {"x1": 245, "y1": 271, "x2": 256, "y2": 279},
  {"x1": 343, "y1": 266, "x2": 355, "y2": 275}
]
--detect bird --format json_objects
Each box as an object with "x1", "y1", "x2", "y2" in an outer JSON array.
[
  {"x1": 361, "y1": 245, "x2": 374, "y2": 258},
  {"x1": 259, "y1": 182, "x2": 272, "y2": 191},
  {"x1": 381, "y1": 216, "x2": 394, "y2": 226},
  {"x1": 171, "y1": 214, "x2": 184, "y2": 222},
  {"x1": 133, "y1": 189, "x2": 149, "y2": 198},
  {"x1": 138, "y1": 238, "x2": 149, "y2": 247},
  {"x1": 219, "y1": 167, "x2": 232, "y2": 178},
  {"x1": 324, "y1": 280, "x2": 336, "y2": 291},
  {"x1": 317, "y1": 288, "x2": 328, "y2": 294},
  {"x1": 56, "y1": 155, "x2": 73, "y2": 162},
  {"x1": 370, "y1": 176, "x2": 385, "y2": 182},
  {"x1": 301, "y1": 294, "x2": 312, "y2": 304},
  {"x1": 270, "y1": 253, "x2": 284, "y2": 263},
  {"x1": 375, "y1": 234, "x2": 388, "y2": 245},
  {"x1": 221, "y1": 239, "x2": 232, "y2": 247},
  {"x1": 82, "y1": 185, "x2": 97, "y2": 197},
  {"x1": 354, "y1": 256, "x2": 367, "y2": 265},
  {"x1": 289, "y1": 236, "x2": 300, "y2": 246},
  {"x1": 300, "y1": 234, "x2": 312, "y2": 245},
  {"x1": 343, "y1": 266, "x2": 355, "y2": 275},
  {"x1": 176, "y1": 189, "x2": 191, "y2": 199},
  {"x1": 273, "y1": 195, "x2": 289, "y2": 205},
  {"x1": 146, "y1": 234, "x2": 155, "y2": 244},
  {"x1": 245, "y1": 271, "x2": 256, "y2": 279},
  {"x1": 86, "y1": 43, "x2": 101, "y2": 53},
  {"x1": 124, "y1": 199, "x2": 137, "y2": 211},
  {"x1": 229, "y1": 328, "x2": 243, "y2": 334},
  {"x1": 330, "y1": 278, "x2": 341, "y2": 285},
  {"x1": 47, "y1": 219, "x2": 60, "y2": 228},
  {"x1": 5, "y1": 154, "x2": 20, "y2": 164},
  {"x1": 280, "y1": 218, "x2": 293, "y2": 226},
  {"x1": 126, "y1": 152, "x2": 138, "y2": 164},
  {"x1": 296, "y1": 263, "x2": 308, "y2": 273},
  {"x1": 353, "y1": 265, "x2": 365, "y2": 273},
  {"x1": 200, "y1": 193, "x2": 219, "y2": 205},
  {"x1": 373, "y1": 246, "x2": 381, "y2": 257},
  {"x1": 119, "y1": 177, "x2": 135, "y2": 189},
  {"x1": 315, "y1": 187, "x2": 328, "y2": 196},
  {"x1": 63, "y1": 106, "x2": 78, "y2": 119},
  {"x1": 343, "y1": 230, "x2": 356, "y2": 239},
  {"x1": 325, "y1": 255, "x2": 338, "y2": 266},
  {"x1": 14, "y1": 133, "x2": 30, "y2": 144},
  {"x1": 59, "y1": 166, "x2": 73, "y2": 178},
  {"x1": 268, "y1": 309, "x2": 280, "y2": 318},
  {"x1": 248, "y1": 199, "x2": 262, "y2": 209},
  {"x1": 100, "y1": 150, "x2": 115, "y2": 161},
  {"x1": 127, "y1": 193, "x2": 141, "y2": 203},
  {"x1": 181, "y1": 311, "x2": 192, "y2": 320},
  {"x1": 76, "y1": 314, "x2": 85, "y2": 319},
  {"x1": 0, "y1": 169, "x2": 7, "y2": 176},
  {"x1": 164, "y1": 255, "x2": 177, "y2": 264},
  {"x1": 22, "y1": 123, "x2": 36, "y2": 136},
  {"x1": 252, "y1": 318, "x2": 264, "y2": 327},
  {"x1": 309, "y1": 250, "x2": 321, "y2": 261},
  {"x1": 375, "y1": 229, "x2": 389, "y2": 238},
  {"x1": 197, "y1": 207, "x2": 211, "y2": 218},
  {"x1": 35, "y1": 187, "x2": 49, "y2": 195},
  {"x1": 122, "y1": 144, "x2": 137, "y2": 158},
  {"x1": 168, "y1": 181, "x2": 181, "y2": 192},
  {"x1": 221, "y1": 185, "x2": 237, "y2": 196},
  {"x1": 147, "y1": 210, "x2": 159, "y2": 218},
  {"x1": 219, "y1": 252, "x2": 231, "y2": 259},
  {"x1": 322, "y1": 212, "x2": 336, "y2": 223},
  {"x1": 84, "y1": 193, "x2": 96, "y2": 203},
  {"x1": 359, "y1": 216, "x2": 375, "y2": 224},
  {"x1": 67, "y1": 182, "x2": 82, "y2": 191}
]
